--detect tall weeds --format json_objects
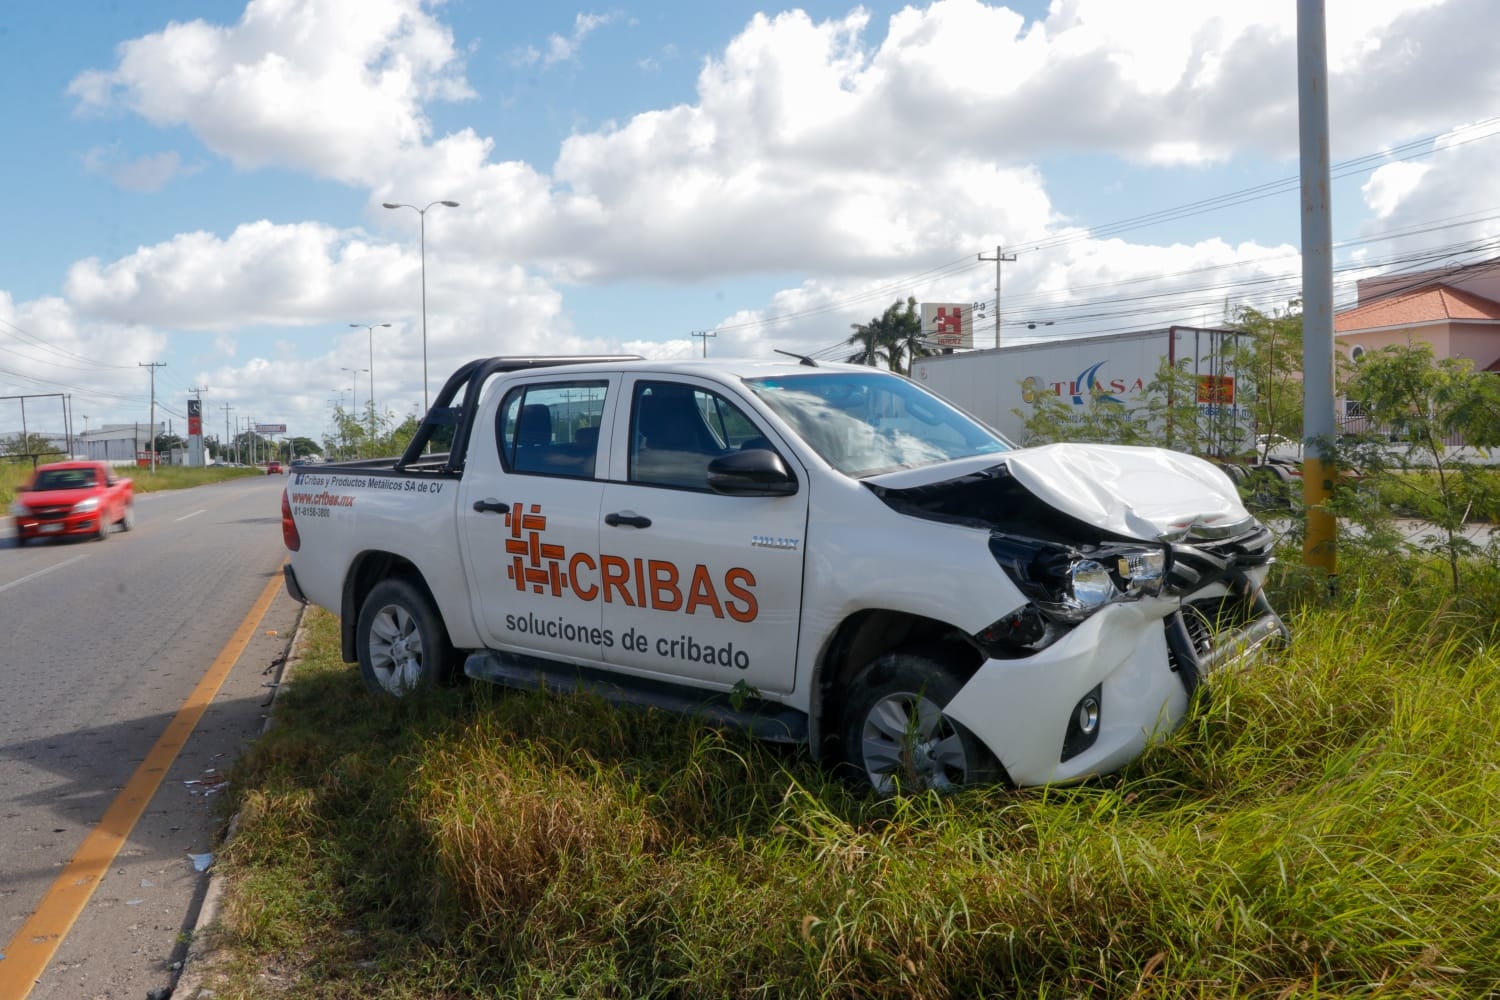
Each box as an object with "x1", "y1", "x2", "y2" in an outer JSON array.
[{"x1": 210, "y1": 554, "x2": 1500, "y2": 998}]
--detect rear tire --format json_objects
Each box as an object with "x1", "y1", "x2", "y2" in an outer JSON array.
[
  {"x1": 839, "y1": 650, "x2": 1001, "y2": 794},
  {"x1": 355, "y1": 578, "x2": 456, "y2": 697}
]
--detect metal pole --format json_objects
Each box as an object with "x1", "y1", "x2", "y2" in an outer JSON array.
[
  {"x1": 419, "y1": 212, "x2": 429, "y2": 414},
  {"x1": 383, "y1": 201, "x2": 458, "y2": 416},
  {"x1": 1297, "y1": 0, "x2": 1338, "y2": 583}
]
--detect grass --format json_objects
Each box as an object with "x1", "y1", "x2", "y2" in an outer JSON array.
[
  {"x1": 195, "y1": 554, "x2": 1500, "y2": 999},
  {"x1": 0, "y1": 461, "x2": 261, "y2": 505}
]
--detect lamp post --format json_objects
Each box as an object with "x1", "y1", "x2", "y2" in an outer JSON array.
[
  {"x1": 327, "y1": 397, "x2": 342, "y2": 460},
  {"x1": 350, "y1": 322, "x2": 390, "y2": 439},
  {"x1": 381, "y1": 199, "x2": 460, "y2": 414},
  {"x1": 341, "y1": 367, "x2": 368, "y2": 452}
]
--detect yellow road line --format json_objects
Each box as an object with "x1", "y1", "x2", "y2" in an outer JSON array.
[{"x1": 0, "y1": 570, "x2": 284, "y2": 1000}]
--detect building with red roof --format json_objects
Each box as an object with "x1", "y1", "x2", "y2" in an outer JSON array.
[{"x1": 1335, "y1": 260, "x2": 1500, "y2": 372}]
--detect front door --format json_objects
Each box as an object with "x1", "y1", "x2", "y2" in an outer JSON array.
[{"x1": 597, "y1": 376, "x2": 809, "y2": 695}]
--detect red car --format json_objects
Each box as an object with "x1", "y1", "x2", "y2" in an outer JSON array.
[
  {"x1": 10, "y1": 460, "x2": 135, "y2": 543},
  {"x1": 267, "y1": 460, "x2": 284, "y2": 475}
]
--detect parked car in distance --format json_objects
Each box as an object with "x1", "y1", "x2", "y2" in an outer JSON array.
[
  {"x1": 267, "y1": 460, "x2": 284, "y2": 475},
  {"x1": 11, "y1": 460, "x2": 135, "y2": 543}
]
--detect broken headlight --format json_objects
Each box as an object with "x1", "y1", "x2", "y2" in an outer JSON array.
[{"x1": 990, "y1": 535, "x2": 1169, "y2": 627}]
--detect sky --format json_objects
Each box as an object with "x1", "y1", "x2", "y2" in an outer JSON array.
[{"x1": 2, "y1": 0, "x2": 1499, "y2": 449}]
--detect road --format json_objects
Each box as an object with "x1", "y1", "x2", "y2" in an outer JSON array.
[{"x1": 0, "y1": 472, "x2": 304, "y2": 1000}]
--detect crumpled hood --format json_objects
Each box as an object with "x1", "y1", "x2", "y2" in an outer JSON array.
[{"x1": 1000, "y1": 442, "x2": 1251, "y2": 540}]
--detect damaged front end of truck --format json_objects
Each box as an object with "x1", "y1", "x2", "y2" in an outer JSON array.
[{"x1": 867, "y1": 442, "x2": 1289, "y2": 785}]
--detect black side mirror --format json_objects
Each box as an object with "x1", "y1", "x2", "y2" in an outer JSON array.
[{"x1": 706, "y1": 449, "x2": 797, "y2": 497}]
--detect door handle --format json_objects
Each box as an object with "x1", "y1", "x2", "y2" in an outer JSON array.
[
  {"x1": 472, "y1": 498, "x2": 510, "y2": 514},
  {"x1": 604, "y1": 511, "x2": 652, "y2": 529}
]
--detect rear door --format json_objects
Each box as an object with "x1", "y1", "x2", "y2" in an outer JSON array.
[
  {"x1": 596, "y1": 375, "x2": 809, "y2": 695},
  {"x1": 458, "y1": 374, "x2": 619, "y2": 665}
]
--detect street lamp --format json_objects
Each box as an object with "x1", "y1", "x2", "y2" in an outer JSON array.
[
  {"x1": 327, "y1": 397, "x2": 342, "y2": 459},
  {"x1": 382, "y1": 199, "x2": 460, "y2": 414},
  {"x1": 341, "y1": 367, "x2": 368, "y2": 447},
  {"x1": 351, "y1": 322, "x2": 390, "y2": 439}
]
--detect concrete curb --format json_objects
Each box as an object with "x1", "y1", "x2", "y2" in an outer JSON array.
[{"x1": 170, "y1": 601, "x2": 306, "y2": 999}]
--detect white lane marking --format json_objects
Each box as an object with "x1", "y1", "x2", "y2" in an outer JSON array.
[
  {"x1": 0, "y1": 554, "x2": 90, "y2": 595},
  {"x1": 176, "y1": 509, "x2": 207, "y2": 522}
]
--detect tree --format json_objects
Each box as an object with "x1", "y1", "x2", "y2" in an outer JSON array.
[
  {"x1": 1012, "y1": 386, "x2": 1145, "y2": 447},
  {"x1": 1229, "y1": 301, "x2": 1306, "y2": 462},
  {"x1": 1, "y1": 431, "x2": 63, "y2": 460},
  {"x1": 1342, "y1": 341, "x2": 1500, "y2": 590},
  {"x1": 152, "y1": 432, "x2": 185, "y2": 454},
  {"x1": 847, "y1": 296, "x2": 928, "y2": 374},
  {"x1": 288, "y1": 436, "x2": 320, "y2": 459}
]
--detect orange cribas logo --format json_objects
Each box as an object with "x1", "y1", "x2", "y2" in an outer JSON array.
[{"x1": 503, "y1": 503, "x2": 758, "y2": 622}]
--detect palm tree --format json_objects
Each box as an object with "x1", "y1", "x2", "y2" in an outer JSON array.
[
  {"x1": 847, "y1": 296, "x2": 929, "y2": 375},
  {"x1": 846, "y1": 314, "x2": 893, "y2": 368}
]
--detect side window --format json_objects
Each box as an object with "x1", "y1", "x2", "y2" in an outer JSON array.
[
  {"x1": 629, "y1": 381, "x2": 767, "y2": 490},
  {"x1": 497, "y1": 381, "x2": 609, "y2": 478}
]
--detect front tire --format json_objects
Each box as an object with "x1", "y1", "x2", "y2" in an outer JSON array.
[
  {"x1": 839, "y1": 650, "x2": 1001, "y2": 794},
  {"x1": 121, "y1": 502, "x2": 136, "y2": 531},
  {"x1": 355, "y1": 578, "x2": 456, "y2": 697}
]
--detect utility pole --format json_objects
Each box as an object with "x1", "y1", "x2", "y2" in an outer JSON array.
[
  {"x1": 691, "y1": 330, "x2": 717, "y2": 357},
  {"x1": 223, "y1": 404, "x2": 235, "y2": 465},
  {"x1": 1298, "y1": 0, "x2": 1338, "y2": 585},
  {"x1": 139, "y1": 362, "x2": 165, "y2": 472},
  {"x1": 978, "y1": 245, "x2": 1016, "y2": 348}
]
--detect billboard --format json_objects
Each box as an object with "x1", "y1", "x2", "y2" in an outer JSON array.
[
  {"x1": 256, "y1": 423, "x2": 287, "y2": 434},
  {"x1": 920, "y1": 302, "x2": 972, "y2": 350},
  {"x1": 187, "y1": 397, "x2": 202, "y2": 436}
]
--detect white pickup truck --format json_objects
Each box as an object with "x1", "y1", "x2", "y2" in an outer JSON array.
[{"x1": 280, "y1": 355, "x2": 1287, "y2": 792}]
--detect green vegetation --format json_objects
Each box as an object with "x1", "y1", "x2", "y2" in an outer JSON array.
[
  {"x1": 846, "y1": 295, "x2": 930, "y2": 375},
  {"x1": 0, "y1": 461, "x2": 260, "y2": 506},
  {"x1": 323, "y1": 405, "x2": 422, "y2": 462},
  {"x1": 192, "y1": 549, "x2": 1500, "y2": 999}
]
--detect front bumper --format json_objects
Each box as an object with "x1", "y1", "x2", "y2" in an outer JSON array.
[
  {"x1": 14, "y1": 512, "x2": 102, "y2": 539},
  {"x1": 942, "y1": 570, "x2": 1285, "y2": 787}
]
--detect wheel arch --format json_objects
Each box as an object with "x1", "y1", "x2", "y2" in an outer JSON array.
[
  {"x1": 810, "y1": 609, "x2": 982, "y2": 762},
  {"x1": 339, "y1": 551, "x2": 450, "y2": 663}
]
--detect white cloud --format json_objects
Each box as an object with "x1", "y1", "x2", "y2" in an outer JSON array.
[
  {"x1": 1362, "y1": 161, "x2": 1432, "y2": 219},
  {"x1": 81, "y1": 147, "x2": 198, "y2": 192},
  {"x1": 545, "y1": 11, "x2": 618, "y2": 66},
  {"x1": 31, "y1": 0, "x2": 1500, "y2": 434},
  {"x1": 68, "y1": 0, "x2": 473, "y2": 186},
  {"x1": 0, "y1": 293, "x2": 165, "y2": 420}
]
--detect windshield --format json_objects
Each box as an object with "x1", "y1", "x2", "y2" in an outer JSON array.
[
  {"x1": 33, "y1": 468, "x2": 99, "y2": 491},
  {"x1": 744, "y1": 370, "x2": 1010, "y2": 477}
]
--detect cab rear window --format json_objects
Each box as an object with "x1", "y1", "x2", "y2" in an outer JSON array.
[{"x1": 496, "y1": 381, "x2": 609, "y2": 478}]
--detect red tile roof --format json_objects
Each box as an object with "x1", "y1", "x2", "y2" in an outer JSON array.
[{"x1": 1335, "y1": 283, "x2": 1500, "y2": 333}]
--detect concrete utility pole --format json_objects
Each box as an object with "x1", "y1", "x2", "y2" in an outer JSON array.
[
  {"x1": 223, "y1": 404, "x2": 235, "y2": 465},
  {"x1": 978, "y1": 245, "x2": 1016, "y2": 348},
  {"x1": 691, "y1": 330, "x2": 717, "y2": 357},
  {"x1": 139, "y1": 362, "x2": 165, "y2": 472},
  {"x1": 1298, "y1": 0, "x2": 1338, "y2": 584}
]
